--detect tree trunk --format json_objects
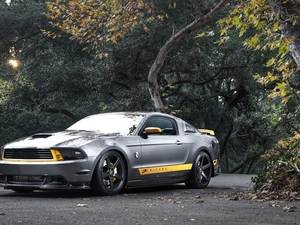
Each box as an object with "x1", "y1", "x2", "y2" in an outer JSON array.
[
  {"x1": 148, "y1": 0, "x2": 230, "y2": 112},
  {"x1": 269, "y1": 0, "x2": 300, "y2": 67}
]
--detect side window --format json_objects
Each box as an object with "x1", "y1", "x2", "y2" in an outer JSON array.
[{"x1": 143, "y1": 116, "x2": 178, "y2": 135}]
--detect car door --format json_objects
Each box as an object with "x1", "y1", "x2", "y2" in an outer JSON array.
[{"x1": 138, "y1": 116, "x2": 190, "y2": 175}]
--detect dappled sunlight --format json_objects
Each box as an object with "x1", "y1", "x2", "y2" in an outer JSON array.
[{"x1": 8, "y1": 59, "x2": 19, "y2": 68}]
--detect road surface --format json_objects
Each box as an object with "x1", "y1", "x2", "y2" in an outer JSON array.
[{"x1": 0, "y1": 174, "x2": 299, "y2": 225}]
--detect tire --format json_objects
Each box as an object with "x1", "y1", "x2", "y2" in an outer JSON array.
[
  {"x1": 91, "y1": 151, "x2": 126, "y2": 195},
  {"x1": 185, "y1": 151, "x2": 212, "y2": 189}
]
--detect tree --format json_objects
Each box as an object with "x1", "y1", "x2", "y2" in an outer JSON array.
[
  {"x1": 219, "y1": 0, "x2": 300, "y2": 103},
  {"x1": 269, "y1": 0, "x2": 300, "y2": 66},
  {"x1": 0, "y1": 0, "x2": 116, "y2": 144},
  {"x1": 48, "y1": 0, "x2": 232, "y2": 111},
  {"x1": 218, "y1": 0, "x2": 300, "y2": 196},
  {"x1": 1, "y1": 0, "x2": 294, "y2": 176},
  {"x1": 47, "y1": 0, "x2": 287, "y2": 173}
]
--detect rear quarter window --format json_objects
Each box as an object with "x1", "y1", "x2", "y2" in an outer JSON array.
[{"x1": 184, "y1": 123, "x2": 198, "y2": 133}]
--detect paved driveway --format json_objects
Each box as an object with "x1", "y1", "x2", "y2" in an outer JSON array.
[
  {"x1": 210, "y1": 173, "x2": 255, "y2": 189},
  {"x1": 0, "y1": 174, "x2": 299, "y2": 225}
]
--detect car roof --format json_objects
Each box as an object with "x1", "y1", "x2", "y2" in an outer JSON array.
[
  {"x1": 83, "y1": 112, "x2": 183, "y2": 125},
  {"x1": 89, "y1": 111, "x2": 177, "y2": 118}
]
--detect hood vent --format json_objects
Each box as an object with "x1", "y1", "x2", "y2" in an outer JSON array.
[{"x1": 31, "y1": 133, "x2": 53, "y2": 139}]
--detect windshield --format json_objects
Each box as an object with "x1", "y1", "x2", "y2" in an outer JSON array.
[{"x1": 67, "y1": 113, "x2": 145, "y2": 136}]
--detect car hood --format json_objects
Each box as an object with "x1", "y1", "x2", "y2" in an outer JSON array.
[{"x1": 4, "y1": 130, "x2": 118, "y2": 149}]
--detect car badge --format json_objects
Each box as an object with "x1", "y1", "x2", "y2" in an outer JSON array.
[{"x1": 134, "y1": 152, "x2": 139, "y2": 158}]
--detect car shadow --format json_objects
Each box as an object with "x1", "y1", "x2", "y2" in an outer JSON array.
[{"x1": 0, "y1": 183, "x2": 229, "y2": 199}]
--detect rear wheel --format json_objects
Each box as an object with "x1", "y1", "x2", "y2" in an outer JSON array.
[
  {"x1": 91, "y1": 151, "x2": 126, "y2": 195},
  {"x1": 185, "y1": 151, "x2": 212, "y2": 189}
]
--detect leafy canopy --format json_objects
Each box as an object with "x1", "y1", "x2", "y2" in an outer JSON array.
[
  {"x1": 218, "y1": 0, "x2": 299, "y2": 104},
  {"x1": 47, "y1": 0, "x2": 156, "y2": 58},
  {"x1": 218, "y1": 0, "x2": 300, "y2": 198}
]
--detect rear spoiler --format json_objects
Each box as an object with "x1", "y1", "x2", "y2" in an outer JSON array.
[{"x1": 198, "y1": 129, "x2": 215, "y2": 136}]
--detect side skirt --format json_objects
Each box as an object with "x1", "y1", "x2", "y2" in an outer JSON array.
[{"x1": 126, "y1": 170, "x2": 190, "y2": 189}]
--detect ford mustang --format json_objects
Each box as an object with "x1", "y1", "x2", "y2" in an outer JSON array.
[{"x1": 0, "y1": 112, "x2": 220, "y2": 195}]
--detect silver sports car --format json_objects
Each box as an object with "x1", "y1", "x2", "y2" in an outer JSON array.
[{"x1": 0, "y1": 112, "x2": 220, "y2": 195}]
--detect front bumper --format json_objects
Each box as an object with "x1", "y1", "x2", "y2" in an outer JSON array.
[{"x1": 0, "y1": 159, "x2": 95, "y2": 190}]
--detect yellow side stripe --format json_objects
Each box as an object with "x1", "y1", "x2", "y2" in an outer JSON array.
[{"x1": 139, "y1": 164, "x2": 193, "y2": 175}]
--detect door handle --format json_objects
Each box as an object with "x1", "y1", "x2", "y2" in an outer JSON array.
[{"x1": 175, "y1": 140, "x2": 182, "y2": 145}]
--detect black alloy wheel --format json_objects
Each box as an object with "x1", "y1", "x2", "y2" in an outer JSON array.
[
  {"x1": 185, "y1": 151, "x2": 212, "y2": 189},
  {"x1": 91, "y1": 151, "x2": 126, "y2": 195}
]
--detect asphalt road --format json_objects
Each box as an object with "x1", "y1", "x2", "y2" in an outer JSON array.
[{"x1": 0, "y1": 174, "x2": 299, "y2": 225}]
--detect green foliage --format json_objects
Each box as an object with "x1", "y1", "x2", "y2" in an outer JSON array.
[
  {"x1": 252, "y1": 137, "x2": 300, "y2": 200},
  {"x1": 250, "y1": 94, "x2": 300, "y2": 197},
  {"x1": 47, "y1": 0, "x2": 156, "y2": 58},
  {"x1": 0, "y1": 0, "x2": 160, "y2": 146},
  {"x1": 1, "y1": 0, "x2": 299, "y2": 186},
  {"x1": 0, "y1": 1, "x2": 100, "y2": 144},
  {"x1": 218, "y1": 0, "x2": 299, "y2": 104},
  {"x1": 214, "y1": 1, "x2": 300, "y2": 193}
]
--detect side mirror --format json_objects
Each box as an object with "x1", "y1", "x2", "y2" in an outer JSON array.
[
  {"x1": 198, "y1": 129, "x2": 215, "y2": 136},
  {"x1": 145, "y1": 127, "x2": 162, "y2": 134},
  {"x1": 141, "y1": 127, "x2": 162, "y2": 139}
]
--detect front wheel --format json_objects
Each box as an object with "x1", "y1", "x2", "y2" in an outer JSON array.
[
  {"x1": 185, "y1": 151, "x2": 212, "y2": 189},
  {"x1": 91, "y1": 151, "x2": 126, "y2": 195}
]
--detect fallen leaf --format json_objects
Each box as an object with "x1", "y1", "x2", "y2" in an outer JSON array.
[
  {"x1": 77, "y1": 203, "x2": 88, "y2": 207},
  {"x1": 283, "y1": 206, "x2": 297, "y2": 212},
  {"x1": 173, "y1": 200, "x2": 182, "y2": 204},
  {"x1": 194, "y1": 199, "x2": 204, "y2": 203},
  {"x1": 228, "y1": 195, "x2": 239, "y2": 201}
]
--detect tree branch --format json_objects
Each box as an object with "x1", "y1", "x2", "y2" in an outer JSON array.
[
  {"x1": 147, "y1": 0, "x2": 233, "y2": 111},
  {"x1": 22, "y1": 97, "x2": 78, "y2": 121}
]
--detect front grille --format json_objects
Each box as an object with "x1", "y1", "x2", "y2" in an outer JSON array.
[{"x1": 4, "y1": 149, "x2": 53, "y2": 160}]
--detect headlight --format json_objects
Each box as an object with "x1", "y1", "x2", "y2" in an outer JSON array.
[{"x1": 51, "y1": 149, "x2": 85, "y2": 160}]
